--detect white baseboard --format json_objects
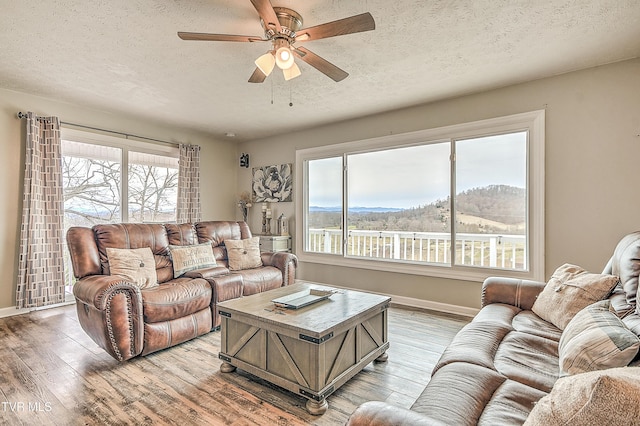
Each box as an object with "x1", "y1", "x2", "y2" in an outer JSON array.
[
  {"x1": 312, "y1": 282, "x2": 479, "y2": 318},
  {"x1": 388, "y1": 293, "x2": 478, "y2": 317},
  {"x1": 0, "y1": 305, "x2": 31, "y2": 318},
  {"x1": 0, "y1": 294, "x2": 75, "y2": 319}
]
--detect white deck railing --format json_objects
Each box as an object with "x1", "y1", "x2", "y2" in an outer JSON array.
[{"x1": 307, "y1": 229, "x2": 526, "y2": 270}]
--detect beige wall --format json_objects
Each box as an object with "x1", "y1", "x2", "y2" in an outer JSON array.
[
  {"x1": 0, "y1": 88, "x2": 237, "y2": 309},
  {"x1": 238, "y1": 58, "x2": 640, "y2": 311}
]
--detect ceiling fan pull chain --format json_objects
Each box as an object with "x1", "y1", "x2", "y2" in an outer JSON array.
[
  {"x1": 289, "y1": 83, "x2": 293, "y2": 107},
  {"x1": 271, "y1": 77, "x2": 274, "y2": 105}
]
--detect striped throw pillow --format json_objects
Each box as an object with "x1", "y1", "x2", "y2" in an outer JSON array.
[
  {"x1": 559, "y1": 300, "x2": 640, "y2": 376},
  {"x1": 169, "y1": 243, "x2": 217, "y2": 278}
]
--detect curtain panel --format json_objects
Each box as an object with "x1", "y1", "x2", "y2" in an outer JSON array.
[
  {"x1": 16, "y1": 112, "x2": 66, "y2": 309},
  {"x1": 177, "y1": 144, "x2": 201, "y2": 223}
]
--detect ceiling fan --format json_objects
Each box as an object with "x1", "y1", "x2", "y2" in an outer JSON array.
[{"x1": 177, "y1": 0, "x2": 375, "y2": 83}]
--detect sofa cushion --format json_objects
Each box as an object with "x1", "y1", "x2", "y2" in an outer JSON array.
[
  {"x1": 169, "y1": 243, "x2": 217, "y2": 278},
  {"x1": 523, "y1": 367, "x2": 640, "y2": 426},
  {"x1": 493, "y1": 331, "x2": 559, "y2": 393},
  {"x1": 531, "y1": 263, "x2": 619, "y2": 329},
  {"x1": 165, "y1": 223, "x2": 199, "y2": 246},
  {"x1": 412, "y1": 362, "x2": 546, "y2": 426},
  {"x1": 236, "y1": 266, "x2": 283, "y2": 296},
  {"x1": 141, "y1": 307, "x2": 212, "y2": 356},
  {"x1": 435, "y1": 304, "x2": 560, "y2": 393},
  {"x1": 141, "y1": 277, "x2": 211, "y2": 323},
  {"x1": 225, "y1": 237, "x2": 263, "y2": 271},
  {"x1": 559, "y1": 300, "x2": 640, "y2": 376},
  {"x1": 106, "y1": 247, "x2": 158, "y2": 289},
  {"x1": 511, "y1": 310, "x2": 562, "y2": 342},
  {"x1": 94, "y1": 223, "x2": 170, "y2": 266},
  {"x1": 195, "y1": 221, "x2": 250, "y2": 248}
]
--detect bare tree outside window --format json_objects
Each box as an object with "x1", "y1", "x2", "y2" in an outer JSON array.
[
  {"x1": 128, "y1": 152, "x2": 178, "y2": 223},
  {"x1": 63, "y1": 156, "x2": 121, "y2": 226}
]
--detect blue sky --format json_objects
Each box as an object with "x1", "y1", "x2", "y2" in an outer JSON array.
[{"x1": 308, "y1": 132, "x2": 527, "y2": 209}]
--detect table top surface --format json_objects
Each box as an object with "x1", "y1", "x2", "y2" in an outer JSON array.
[{"x1": 217, "y1": 281, "x2": 390, "y2": 335}]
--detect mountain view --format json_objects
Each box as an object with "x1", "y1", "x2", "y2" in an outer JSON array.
[{"x1": 308, "y1": 184, "x2": 526, "y2": 235}]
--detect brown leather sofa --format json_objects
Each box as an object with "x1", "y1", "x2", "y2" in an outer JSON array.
[
  {"x1": 346, "y1": 232, "x2": 640, "y2": 425},
  {"x1": 66, "y1": 221, "x2": 297, "y2": 361}
]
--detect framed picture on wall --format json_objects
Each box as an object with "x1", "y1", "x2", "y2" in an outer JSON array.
[{"x1": 252, "y1": 163, "x2": 293, "y2": 202}]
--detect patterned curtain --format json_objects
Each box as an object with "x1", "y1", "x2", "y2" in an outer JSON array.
[
  {"x1": 176, "y1": 144, "x2": 201, "y2": 223},
  {"x1": 16, "y1": 112, "x2": 66, "y2": 309}
]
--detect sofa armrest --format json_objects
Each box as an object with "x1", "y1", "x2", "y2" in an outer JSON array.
[
  {"x1": 261, "y1": 252, "x2": 298, "y2": 286},
  {"x1": 481, "y1": 277, "x2": 546, "y2": 310},
  {"x1": 72, "y1": 275, "x2": 144, "y2": 361},
  {"x1": 73, "y1": 274, "x2": 143, "y2": 310},
  {"x1": 346, "y1": 401, "x2": 448, "y2": 426}
]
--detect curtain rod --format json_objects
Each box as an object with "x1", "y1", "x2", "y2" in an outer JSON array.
[{"x1": 16, "y1": 112, "x2": 180, "y2": 148}]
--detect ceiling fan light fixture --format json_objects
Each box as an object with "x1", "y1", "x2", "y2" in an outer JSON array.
[
  {"x1": 255, "y1": 52, "x2": 275, "y2": 76},
  {"x1": 275, "y1": 46, "x2": 295, "y2": 70},
  {"x1": 283, "y1": 62, "x2": 301, "y2": 80}
]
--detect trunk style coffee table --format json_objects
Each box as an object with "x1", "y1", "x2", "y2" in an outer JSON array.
[{"x1": 217, "y1": 281, "x2": 390, "y2": 415}]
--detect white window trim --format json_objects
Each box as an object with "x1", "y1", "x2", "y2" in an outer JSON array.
[{"x1": 295, "y1": 110, "x2": 545, "y2": 283}]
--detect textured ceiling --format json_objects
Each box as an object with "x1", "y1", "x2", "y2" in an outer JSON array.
[{"x1": 2, "y1": 0, "x2": 640, "y2": 141}]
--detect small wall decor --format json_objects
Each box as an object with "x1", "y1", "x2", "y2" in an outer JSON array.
[
  {"x1": 239, "y1": 153, "x2": 250, "y2": 168},
  {"x1": 252, "y1": 163, "x2": 292, "y2": 202}
]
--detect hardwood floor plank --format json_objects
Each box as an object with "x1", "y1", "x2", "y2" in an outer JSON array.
[{"x1": 0, "y1": 303, "x2": 468, "y2": 425}]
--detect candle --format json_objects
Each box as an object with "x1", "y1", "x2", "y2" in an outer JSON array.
[
  {"x1": 266, "y1": 208, "x2": 272, "y2": 218},
  {"x1": 262, "y1": 203, "x2": 267, "y2": 212}
]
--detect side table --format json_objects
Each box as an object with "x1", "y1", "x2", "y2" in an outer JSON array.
[{"x1": 258, "y1": 234, "x2": 291, "y2": 253}]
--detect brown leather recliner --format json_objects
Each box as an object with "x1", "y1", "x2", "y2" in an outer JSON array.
[
  {"x1": 346, "y1": 232, "x2": 640, "y2": 425},
  {"x1": 67, "y1": 221, "x2": 297, "y2": 361}
]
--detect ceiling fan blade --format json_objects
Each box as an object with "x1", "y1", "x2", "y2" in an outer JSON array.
[
  {"x1": 293, "y1": 47, "x2": 348, "y2": 82},
  {"x1": 248, "y1": 67, "x2": 267, "y2": 83},
  {"x1": 249, "y1": 0, "x2": 281, "y2": 32},
  {"x1": 296, "y1": 12, "x2": 375, "y2": 41},
  {"x1": 178, "y1": 32, "x2": 264, "y2": 42}
]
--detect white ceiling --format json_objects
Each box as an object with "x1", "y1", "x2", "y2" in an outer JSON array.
[{"x1": 2, "y1": 1, "x2": 640, "y2": 142}]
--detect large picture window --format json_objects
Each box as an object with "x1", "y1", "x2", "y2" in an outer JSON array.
[{"x1": 296, "y1": 111, "x2": 545, "y2": 282}]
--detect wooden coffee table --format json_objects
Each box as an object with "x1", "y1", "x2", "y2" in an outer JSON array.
[{"x1": 217, "y1": 281, "x2": 390, "y2": 415}]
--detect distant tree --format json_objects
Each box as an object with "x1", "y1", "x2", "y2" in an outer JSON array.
[{"x1": 62, "y1": 157, "x2": 121, "y2": 225}]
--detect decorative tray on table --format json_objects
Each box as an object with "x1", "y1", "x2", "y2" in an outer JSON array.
[{"x1": 271, "y1": 288, "x2": 338, "y2": 309}]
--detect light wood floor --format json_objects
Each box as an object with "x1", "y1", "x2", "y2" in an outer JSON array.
[{"x1": 0, "y1": 303, "x2": 469, "y2": 425}]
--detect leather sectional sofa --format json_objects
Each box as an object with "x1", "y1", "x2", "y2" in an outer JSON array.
[
  {"x1": 66, "y1": 221, "x2": 297, "y2": 361},
  {"x1": 347, "y1": 232, "x2": 640, "y2": 425}
]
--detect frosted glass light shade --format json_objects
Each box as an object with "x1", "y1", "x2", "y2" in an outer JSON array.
[
  {"x1": 283, "y1": 62, "x2": 301, "y2": 80},
  {"x1": 275, "y1": 47, "x2": 295, "y2": 70},
  {"x1": 255, "y1": 52, "x2": 275, "y2": 76}
]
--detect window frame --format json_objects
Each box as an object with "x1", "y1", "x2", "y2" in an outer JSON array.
[
  {"x1": 295, "y1": 110, "x2": 545, "y2": 282},
  {"x1": 61, "y1": 127, "x2": 179, "y2": 223}
]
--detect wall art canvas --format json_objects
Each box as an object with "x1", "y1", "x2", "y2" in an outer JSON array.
[{"x1": 252, "y1": 163, "x2": 293, "y2": 202}]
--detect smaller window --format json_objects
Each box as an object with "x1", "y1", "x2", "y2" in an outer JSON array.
[
  {"x1": 306, "y1": 157, "x2": 344, "y2": 255},
  {"x1": 128, "y1": 151, "x2": 179, "y2": 223}
]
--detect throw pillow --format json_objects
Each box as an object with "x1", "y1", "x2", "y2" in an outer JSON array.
[
  {"x1": 225, "y1": 237, "x2": 263, "y2": 271},
  {"x1": 523, "y1": 367, "x2": 640, "y2": 426},
  {"x1": 106, "y1": 247, "x2": 158, "y2": 289},
  {"x1": 531, "y1": 263, "x2": 619, "y2": 329},
  {"x1": 168, "y1": 243, "x2": 217, "y2": 278},
  {"x1": 559, "y1": 300, "x2": 640, "y2": 376}
]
